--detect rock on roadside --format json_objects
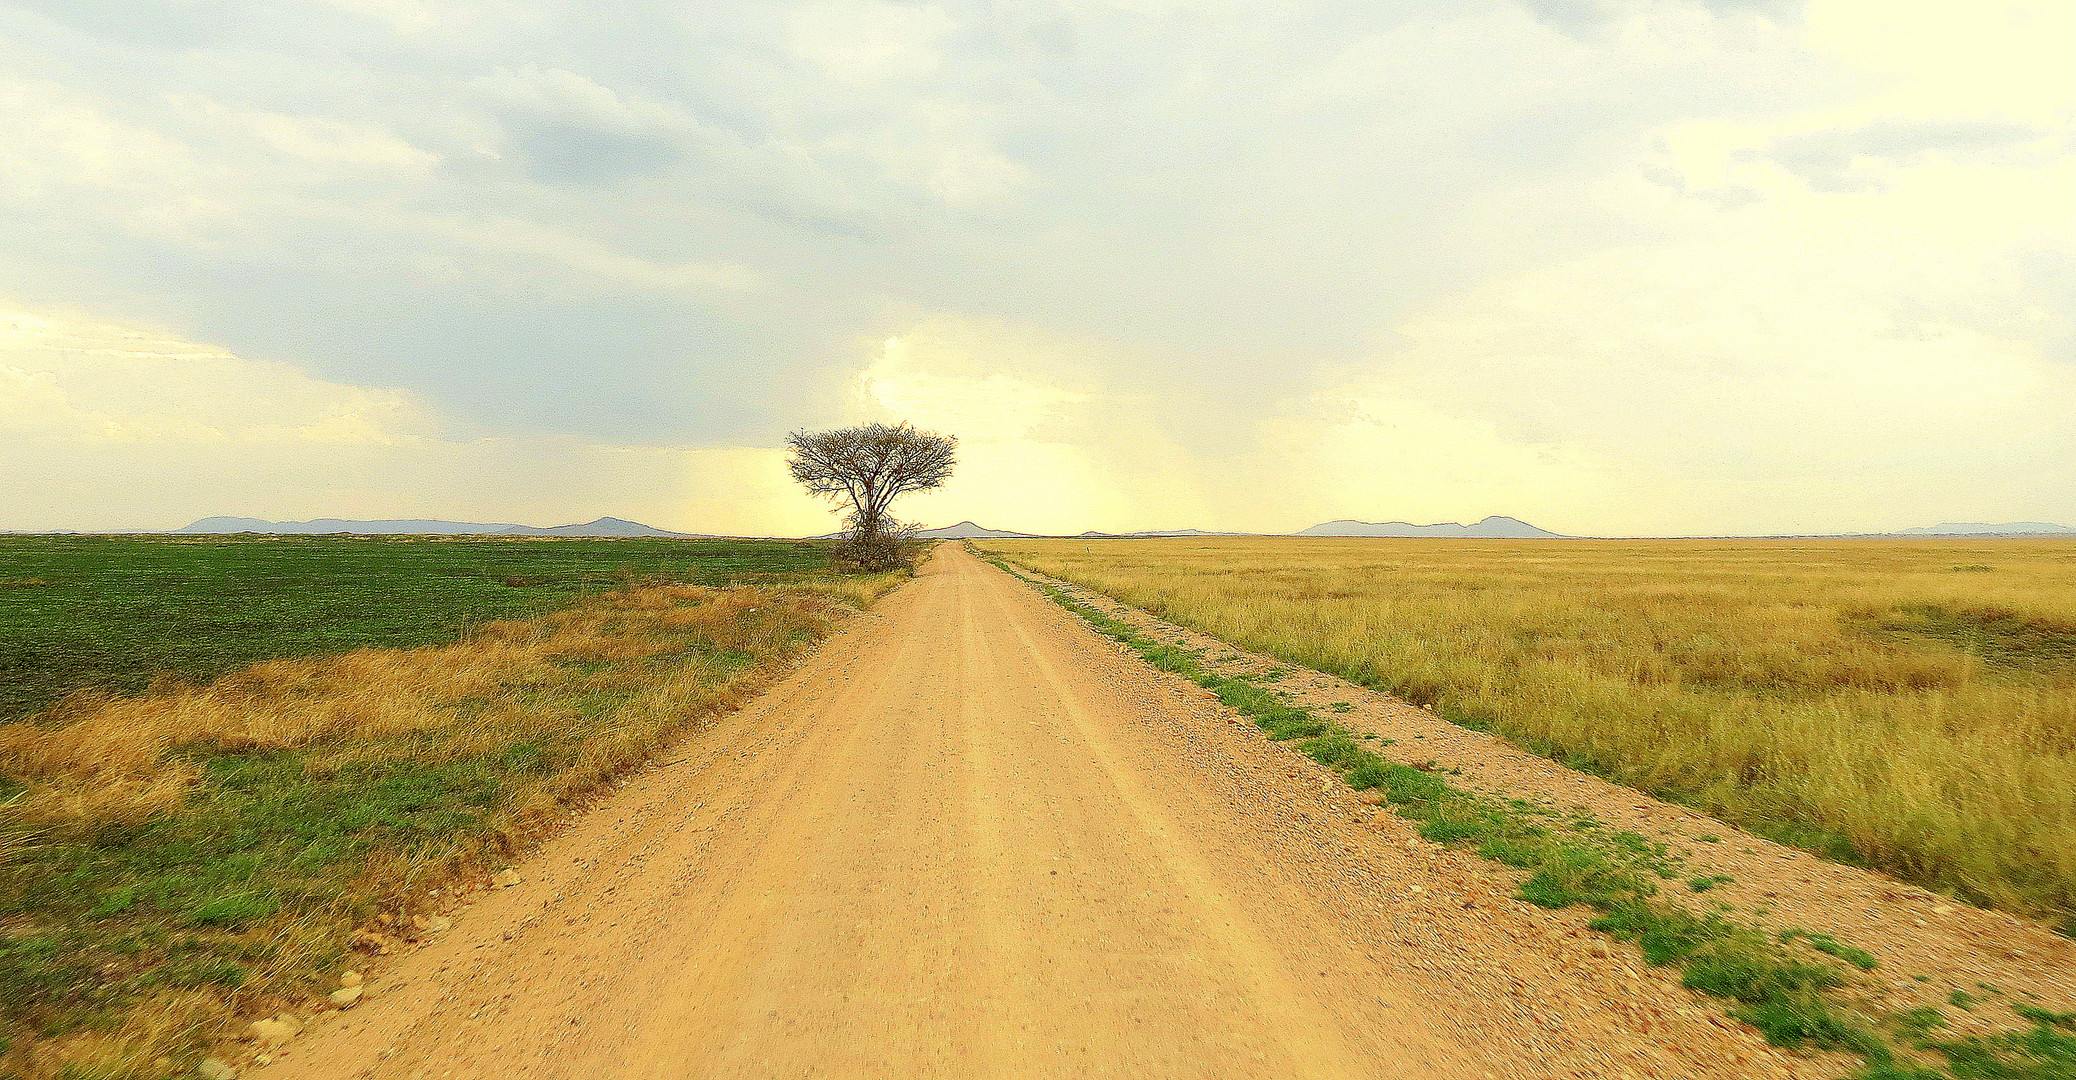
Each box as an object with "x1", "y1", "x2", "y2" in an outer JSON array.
[{"x1": 248, "y1": 1018, "x2": 297, "y2": 1047}]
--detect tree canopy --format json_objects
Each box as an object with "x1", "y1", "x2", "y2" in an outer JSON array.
[{"x1": 785, "y1": 422, "x2": 957, "y2": 542}]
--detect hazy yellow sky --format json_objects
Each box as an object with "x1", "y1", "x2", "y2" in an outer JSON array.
[{"x1": 1, "y1": 0, "x2": 2069, "y2": 535}]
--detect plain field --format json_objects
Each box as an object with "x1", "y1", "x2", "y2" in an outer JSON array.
[
  {"x1": 0, "y1": 534, "x2": 842, "y2": 722},
  {"x1": 978, "y1": 537, "x2": 2076, "y2": 928},
  {"x1": 0, "y1": 535, "x2": 898, "y2": 1080}
]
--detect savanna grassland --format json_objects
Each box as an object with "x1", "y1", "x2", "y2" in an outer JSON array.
[
  {"x1": 979, "y1": 538, "x2": 2076, "y2": 931},
  {"x1": 0, "y1": 534, "x2": 842, "y2": 722},
  {"x1": 0, "y1": 535, "x2": 901, "y2": 1079}
]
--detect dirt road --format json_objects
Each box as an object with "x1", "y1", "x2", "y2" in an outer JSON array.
[{"x1": 264, "y1": 545, "x2": 1809, "y2": 1080}]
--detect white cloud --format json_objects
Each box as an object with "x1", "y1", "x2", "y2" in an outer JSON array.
[
  {"x1": 470, "y1": 65, "x2": 688, "y2": 133},
  {"x1": 864, "y1": 334, "x2": 1096, "y2": 439},
  {"x1": 788, "y1": 1, "x2": 954, "y2": 85},
  {"x1": 0, "y1": 76, "x2": 224, "y2": 228},
  {"x1": 164, "y1": 93, "x2": 438, "y2": 171},
  {"x1": 926, "y1": 146, "x2": 1031, "y2": 207},
  {"x1": 416, "y1": 215, "x2": 762, "y2": 293},
  {"x1": 324, "y1": 0, "x2": 445, "y2": 33}
]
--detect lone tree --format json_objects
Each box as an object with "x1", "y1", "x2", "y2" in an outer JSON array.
[{"x1": 786, "y1": 421, "x2": 957, "y2": 569}]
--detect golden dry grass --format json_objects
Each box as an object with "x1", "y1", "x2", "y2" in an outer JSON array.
[
  {"x1": 2, "y1": 583, "x2": 862, "y2": 828},
  {"x1": 0, "y1": 571, "x2": 904, "y2": 1080},
  {"x1": 981, "y1": 538, "x2": 2076, "y2": 926}
]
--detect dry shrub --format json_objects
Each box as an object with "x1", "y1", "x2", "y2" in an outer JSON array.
[{"x1": 831, "y1": 530, "x2": 924, "y2": 573}]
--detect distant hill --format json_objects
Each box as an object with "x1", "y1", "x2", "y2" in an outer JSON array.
[
  {"x1": 1894, "y1": 522, "x2": 2075, "y2": 536},
  {"x1": 529, "y1": 517, "x2": 689, "y2": 537},
  {"x1": 913, "y1": 521, "x2": 1044, "y2": 539},
  {"x1": 173, "y1": 516, "x2": 692, "y2": 538},
  {"x1": 1296, "y1": 515, "x2": 1565, "y2": 539}
]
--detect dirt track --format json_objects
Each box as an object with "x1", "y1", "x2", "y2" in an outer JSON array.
[{"x1": 262, "y1": 544, "x2": 1815, "y2": 1080}]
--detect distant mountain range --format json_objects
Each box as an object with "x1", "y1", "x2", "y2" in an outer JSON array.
[
  {"x1": 1296, "y1": 515, "x2": 1565, "y2": 538},
  {"x1": 1893, "y1": 522, "x2": 2076, "y2": 536},
  {"x1": 44, "y1": 515, "x2": 2073, "y2": 541},
  {"x1": 173, "y1": 516, "x2": 692, "y2": 538}
]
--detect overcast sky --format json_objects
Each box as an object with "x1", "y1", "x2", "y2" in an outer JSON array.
[{"x1": 1, "y1": 0, "x2": 2069, "y2": 536}]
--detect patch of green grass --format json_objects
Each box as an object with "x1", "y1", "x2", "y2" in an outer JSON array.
[
  {"x1": 0, "y1": 534, "x2": 839, "y2": 722},
  {"x1": 994, "y1": 553, "x2": 2075, "y2": 1080},
  {"x1": 1952, "y1": 990, "x2": 1980, "y2": 1011},
  {"x1": 1438, "y1": 705, "x2": 1497, "y2": 732},
  {"x1": 1782, "y1": 928, "x2": 1881, "y2": 971},
  {"x1": 1748, "y1": 817, "x2": 1867, "y2": 866},
  {"x1": 1859, "y1": 1007, "x2": 2076, "y2": 1080},
  {"x1": 187, "y1": 892, "x2": 279, "y2": 930},
  {"x1": 1894, "y1": 1007, "x2": 1948, "y2": 1038},
  {"x1": 2, "y1": 743, "x2": 545, "y2": 1045},
  {"x1": 2015, "y1": 1005, "x2": 2076, "y2": 1028},
  {"x1": 1863, "y1": 603, "x2": 2076, "y2": 670},
  {"x1": 1690, "y1": 874, "x2": 1735, "y2": 892},
  {"x1": 1516, "y1": 845, "x2": 1655, "y2": 909},
  {"x1": 0, "y1": 932, "x2": 116, "y2": 1033}
]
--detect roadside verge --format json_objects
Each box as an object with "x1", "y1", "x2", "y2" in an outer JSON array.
[
  {"x1": 981, "y1": 548, "x2": 2076, "y2": 1080},
  {"x1": 0, "y1": 571, "x2": 904, "y2": 1080}
]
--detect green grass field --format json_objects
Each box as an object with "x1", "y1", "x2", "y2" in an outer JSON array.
[
  {"x1": 0, "y1": 535, "x2": 892, "y2": 1079},
  {"x1": 0, "y1": 534, "x2": 835, "y2": 723}
]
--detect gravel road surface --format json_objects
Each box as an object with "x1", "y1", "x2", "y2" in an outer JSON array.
[{"x1": 260, "y1": 544, "x2": 1814, "y2": 1079}]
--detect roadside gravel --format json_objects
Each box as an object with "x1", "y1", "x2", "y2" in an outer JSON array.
[{"x1": 1004, "y1": 558, "x2": 2076, "y2": 1059}]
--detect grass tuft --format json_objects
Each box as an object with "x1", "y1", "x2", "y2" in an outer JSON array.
[{"x1": 1782, "y1": 928, "x2": 1881, "y2": 971}]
